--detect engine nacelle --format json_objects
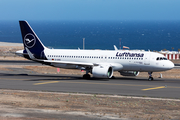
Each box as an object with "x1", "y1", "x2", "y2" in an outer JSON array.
[
  {"x1": 92, "y1": 65, "x2": 113, "y2": 78},
  {"x1": 119, "y1": 71, "x2": 139, "y2": 76}
]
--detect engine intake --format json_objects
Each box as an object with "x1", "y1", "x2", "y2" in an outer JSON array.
[{"x1": 92, "y1": 65, "x2": 113, "y2": 78}]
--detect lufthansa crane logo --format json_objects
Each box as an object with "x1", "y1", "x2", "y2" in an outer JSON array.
[{"x1": 24, "y1": 33, "x2": 36, "y2": 48}]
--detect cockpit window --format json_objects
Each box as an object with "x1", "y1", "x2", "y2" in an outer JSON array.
[{"x1": 156, "y1": 57, "x2": 168, "y2": 61}]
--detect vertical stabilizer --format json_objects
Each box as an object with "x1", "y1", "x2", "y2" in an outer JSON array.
[{"x1": 19, "y1": 21, "x2": 47, "y2": 59}]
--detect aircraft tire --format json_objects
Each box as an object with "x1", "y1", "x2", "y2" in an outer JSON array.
[
  {"x1": 83, "y1": 74, "x2": 91, "y2": 79},
  {"x1": 148, "y1": 77, "x2": 154, "y2": 81}
]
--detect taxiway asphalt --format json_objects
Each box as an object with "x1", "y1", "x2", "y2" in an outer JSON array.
[
  {"x1": 0, "y1": 60, "x2": 180, "y2": 99},
  {"x1": 0, "y1": 71, "x2": 180, "y2": 99}
]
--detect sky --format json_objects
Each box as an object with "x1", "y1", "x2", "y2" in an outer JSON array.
[{"x1": 0, "y1": 0, "x2": 180, "y2": 21}]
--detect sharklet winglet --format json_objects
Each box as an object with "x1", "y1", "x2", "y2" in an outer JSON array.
[{"x1": 114, "y1": 45, "x2": 118, "y2": 51}]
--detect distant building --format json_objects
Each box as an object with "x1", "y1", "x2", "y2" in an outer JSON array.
[{"x1": 159, "y1": 51, "x2": 179, "y2": 60}]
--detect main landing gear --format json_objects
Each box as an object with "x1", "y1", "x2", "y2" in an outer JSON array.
[
  {"x1": 83, "y1": 74, "x2": 91, "y2": 79},
  {"x1": 83, "y1": 70, "x2": 91, "y2": 79},
  {"x1": 148, "y1": 72, "x2": 154, "y2": 81}
]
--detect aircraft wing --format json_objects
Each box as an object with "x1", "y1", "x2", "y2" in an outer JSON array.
[{"x1": 43, "y1": 60, "x2": 95, "y2": 66}]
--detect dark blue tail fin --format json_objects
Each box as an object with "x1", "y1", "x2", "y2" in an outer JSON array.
[{"x1": 19, "y1": 21, "x2": 47, "y2": 59}]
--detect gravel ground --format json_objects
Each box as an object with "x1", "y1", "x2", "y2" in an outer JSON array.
[
  {"x1": 0, "y1": 42, "x2": 23, "y2": 46},
  {"x1": 0, "y1": 90, "x2": 180, "y2": 120}
]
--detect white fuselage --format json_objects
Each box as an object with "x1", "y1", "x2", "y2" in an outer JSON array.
[{"x1": 44, "y1": 48, "x2": 174, "y2": 72}]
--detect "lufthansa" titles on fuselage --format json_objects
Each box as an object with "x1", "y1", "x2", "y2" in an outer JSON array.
[{"x1": 116, "y1": 52, "x2": 144, "y2": 57}]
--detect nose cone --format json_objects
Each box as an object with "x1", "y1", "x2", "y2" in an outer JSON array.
[{"x1": 166, "y1": 61, "x2": 174, "y2": 70}]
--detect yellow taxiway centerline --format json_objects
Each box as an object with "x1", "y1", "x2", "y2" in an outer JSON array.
[
  {"x1": 33, "y1": 81, "x2": 180, "y2": 89},
  {"x1": 142, "y1": 86, "x2": 166, "y2": 91},
  {"x1": 34, "y1": 81, "x2": 59, "y2": 85}
]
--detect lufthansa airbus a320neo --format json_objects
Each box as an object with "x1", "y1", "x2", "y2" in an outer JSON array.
[{"x1": 16, "y1": 21, "x2": 174, "y2": 80}]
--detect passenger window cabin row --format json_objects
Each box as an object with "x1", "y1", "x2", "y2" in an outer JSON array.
[{"x1": 47, "y1": 55, "x2": 143, "y2": 60}]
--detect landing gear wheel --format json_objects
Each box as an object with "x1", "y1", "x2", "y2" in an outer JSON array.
[
  {"x1": 148, "y1": 77, "x2": 154, "y2": 81},
  {"x1": 83, "y1": 74, "x2": 91, "y2": 79},
  {"x1": 148, "y1": 72, "x2": 153, "y2": 81}
]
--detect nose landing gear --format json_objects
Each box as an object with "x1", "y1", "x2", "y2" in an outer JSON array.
[{"x1": 148, "y1": 72, "x2": 154, "y2": 81}]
